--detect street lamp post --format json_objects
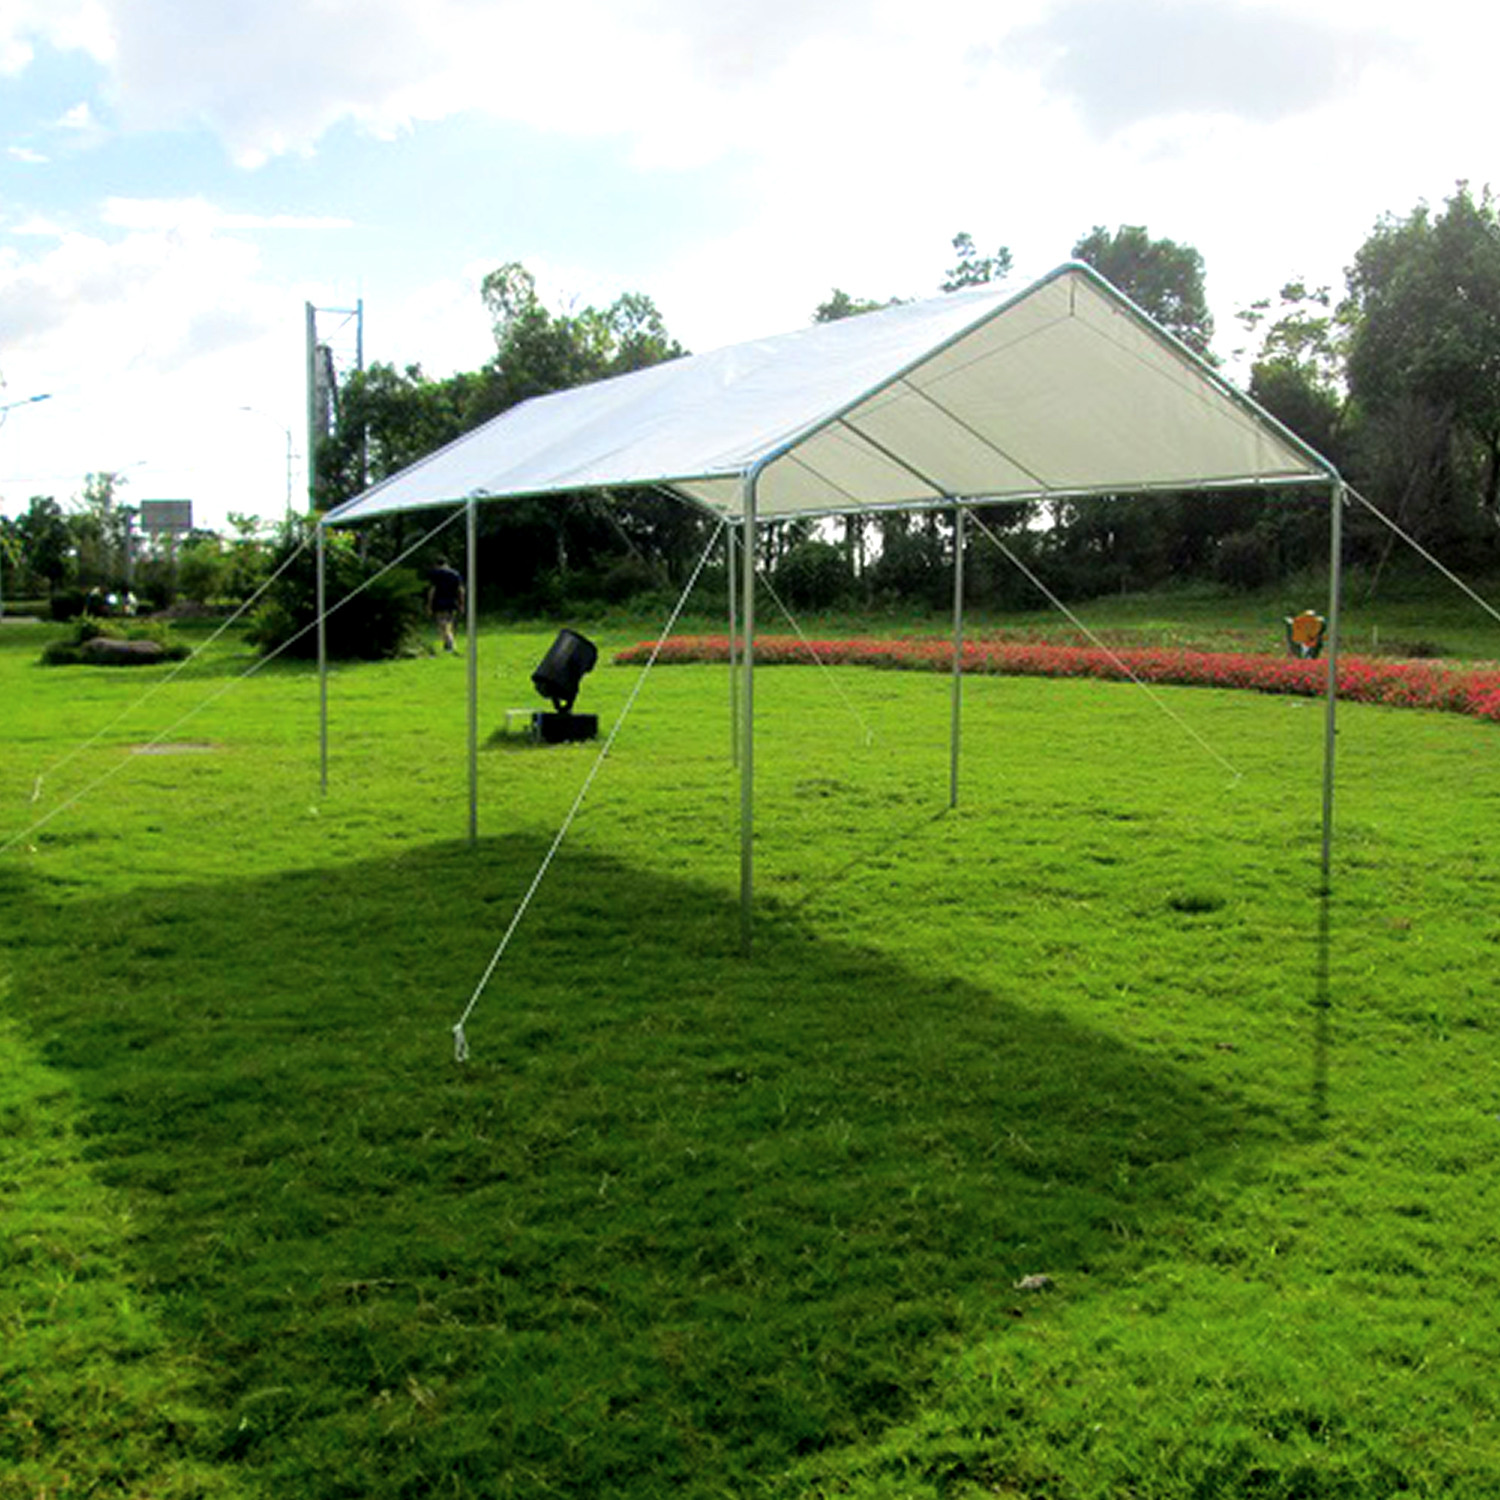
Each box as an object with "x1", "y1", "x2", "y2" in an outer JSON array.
[
  {"x1": 0, "y1": 391, "x2": 51, "y2": 423},
  {"x1": 239, "y1": 407, "x2": 295, "y2": 521},
  {"x1": 0, "y1": 391, "x2": 51, "y2": 619}
]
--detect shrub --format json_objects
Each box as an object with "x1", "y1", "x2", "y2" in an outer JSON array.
[
  {"x1": 40, "y1": 618, "x2": 190, "y2": 667},
  {"x1": 243, "y1": 523, "x2": 428, "y2": 661},
  {"x1": 1215, "y1": 531, "x2": 1277, "y2": 592},
  {"x1": 865, "y1": 530, "x2": 947, "y2": 608},
  {"x1": 177, "y1": 540, "x2": 232, "y2": 605},
  {"x1": 49, "y1": 588, "x2": 87, "y2": 622},
  {"x1": 772, "y1": 540, "x2": 854, "y2": 610},
  {"x1": 615, "y1": 634, "x2": 1500, "y2": 728}
]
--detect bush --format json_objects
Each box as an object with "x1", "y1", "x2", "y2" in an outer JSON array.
[
  {"x1": 40, "y1": 618, "x2": 190, "y2": 667},
  {"x1": 245, "y1": 526, "x2": 427, "y2": 660},
  {"x1": 177, "y1": 541, "x2": 232, "y2": 605},
  {"x1": 1215, "y1": 531, "x2": 1277, "y2": 592},
  {"x1": 865, "y1": 530, "x2": 947, "y2": 608},
  {"x1": 772, "y1": 540, "x2": 854, "y2": 610},
  {"x1": 49, "y1": 588, "x2": 87, "y2": 622}
]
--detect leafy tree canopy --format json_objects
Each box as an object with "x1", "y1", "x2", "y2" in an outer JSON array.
[
  {"x1": 14, "y1": 495, "x2": 71, "y2": 592},
  {"x1": 317, "y1": 265, "x2": 686, "y2": 512},
  {"x1": 1343, "y1": 183, "x2": 1500, "y2": 513},
  {"x1": 941, "y1": 232, "x2": 1012, "y2": 293},
  {"x1": 480, "y1": 261, "x2": 684, "y2": 407},
  {"x1": 1236, "y1": 280, "x2": 1349, "y2": 466},
  {"x1": 1072, "y1": 224, "x2": 1214, "y2": 356},
  {"x1": 812, "y1": 289, "x2": 893, "y2": 323}
]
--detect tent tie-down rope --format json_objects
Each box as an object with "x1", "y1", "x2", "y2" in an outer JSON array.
[
  {"x1": 758, "y1": 569, "x2": 876, "y2": 748},
  {"x1": 1346, "y1": 486, "x2": 1500, "y2": 630},
  {"x1": 964, "y1": 507, "x2": 1245, "y2": 784},
  {"x1": 20, "y1": 532, "x2": 316, "y2": 812},
  {"x1": 451, "y1": 518, "x2": 726, "y2": 1065},
  {"x1": 1, "y1": 507, "x2": 466, "y2": 858}
]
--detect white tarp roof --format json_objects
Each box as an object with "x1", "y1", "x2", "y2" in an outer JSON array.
[{"x1": 324, "y1": 262, "x2": 1334, "y2": 528}]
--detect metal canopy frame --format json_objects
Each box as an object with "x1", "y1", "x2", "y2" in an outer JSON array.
[
  {"x1": 724, "y1": 472, "x2": 1344, "y2": 952},
  {"x1": 314, "y1": 260, "x2": 1347, "y2": 950}
]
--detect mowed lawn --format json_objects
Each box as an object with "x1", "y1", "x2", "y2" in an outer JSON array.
[{"x1": 2, "y1": 610, "x2": 1499, "y2": 1499}]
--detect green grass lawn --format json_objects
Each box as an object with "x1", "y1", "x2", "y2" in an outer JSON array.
[{"x1": 2, "y1": 598, "x2": 1499, "y2": 1499}]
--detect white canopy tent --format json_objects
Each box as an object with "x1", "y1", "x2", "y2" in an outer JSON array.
[{"x1": 322, "y1": 261, "x2": 1345, "y2": 945}]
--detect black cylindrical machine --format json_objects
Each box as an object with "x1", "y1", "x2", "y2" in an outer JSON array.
[{"x1": 531, "y1": 629, "x2": 598, "y2": 714}]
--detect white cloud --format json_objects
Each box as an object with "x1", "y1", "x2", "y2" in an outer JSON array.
[
  {"x1": 6, "y1": 144, "x2": 48, "y2": 163},
  {"x1": 100, "y1": 196, "x2": 354, "y2": 233},
  {"x1": 3, "y1": 0, "x2": 1498, "y2": 532},
  {"x1": 1004, "y1": 0, "x2": 1401, "y2": 135},
  {"x1": 0, "y1": 0, "x2": 113, "y2": 72},
  {"x1": 0, "y1": 212, "x2": 296, "y2": 518}
]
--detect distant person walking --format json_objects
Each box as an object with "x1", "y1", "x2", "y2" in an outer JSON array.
[{"x1": 427, "y1": 557, "x2": 465, "y2": 653}]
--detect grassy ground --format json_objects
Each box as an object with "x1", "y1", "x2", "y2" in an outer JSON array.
[{"x1": 2, "y1": 592, "x2": 1499, "y2": 1498}]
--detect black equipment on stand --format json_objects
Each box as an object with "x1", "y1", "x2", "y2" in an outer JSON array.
[{"x1": 530, "y1": 629, "x2": 599, "y2": 743}]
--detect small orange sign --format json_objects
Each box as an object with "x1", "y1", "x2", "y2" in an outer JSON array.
[{"x1": 1285, "y1": 610, "x2": 1326, "y2": 659}]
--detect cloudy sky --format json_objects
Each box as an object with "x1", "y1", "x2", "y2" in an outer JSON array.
[{"x1": 0, "y1": 0, "x2": 1489, "y2": 530}]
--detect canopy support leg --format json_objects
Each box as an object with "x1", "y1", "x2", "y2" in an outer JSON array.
[
  {"x1": 727, "y1": 524, "x2": 740, "y2": 766},
  {"x1": 466, "y1": 498, "x2": 479, "y2": 845},
  {"x1": 1321, "y1": 481, "x2": 1345, "y2": 894},
  {"x1": 317, "y1": 521, "x2": 328, "y2": 795},
  {"x1": 950, "y1": 504, "x2": 966, "y2": 809},
  {"x1": 739, "y1": 480, "x2": 757, "y2": 955}
]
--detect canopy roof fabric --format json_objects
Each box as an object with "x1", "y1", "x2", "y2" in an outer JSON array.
[{"x1": 325, "y1": 262, "x2": 1335, "y2": 528}]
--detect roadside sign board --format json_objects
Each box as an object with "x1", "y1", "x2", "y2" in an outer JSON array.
[{"x1": 140, "y1": 499, "x2": 194, "y2": 533}]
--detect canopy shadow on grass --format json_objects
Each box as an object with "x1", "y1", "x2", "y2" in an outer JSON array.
[{"x1": 1, "y1": 836, "x2": 1288, "y2": 1499}]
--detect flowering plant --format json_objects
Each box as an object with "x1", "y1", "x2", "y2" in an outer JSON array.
[{"x1": 617, "y1": 635, "x2": 1500, "y2": 725}]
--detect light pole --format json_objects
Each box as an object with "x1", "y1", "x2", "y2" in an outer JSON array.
[
  {"x1": 0, "y1": 391, "x2": 51, "y2": 618},
  {"x1": 238, "y1": 406, "x2": 295, "y2": 521},
  {"x1": 0, "y1": 390, "x2": 51, "y2": 425}
]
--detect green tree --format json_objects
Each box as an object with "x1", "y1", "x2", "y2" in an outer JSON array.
[
  {"x1": 479, "y1": 261, "x2": 683, "y2": 408},
  {"x1": 176, "y1": 536, "x2": 231, "y2": 606},
  {"x1": 316, "y1": 263, "x2": 705, "y2": 614},
  {"x1": 941, "y1": 232, "x2": 1012, "y2": 293},
  {"x1": 1072, "y1": 225, "x2": 1214, "y2": 356},
  {"x1": 69, "y1": 472, "x2": 135, "y2": 589},
  {"x1": 248, "y1": 519, "x2": 425, "y2": 660},
  {"x1": 770, "y1": 538, "x2": 854, "y2": 610},
  {"x1": 314, "y1": 363, "x2": 493, "y2": 509},
  {"x1": 1343, "y1": 184, "x2": 1500, "y2": 549},
  {"x1": 15, "y1": 495, "x2": 71, "y2": 595},
  {"x1": 1238, "y1": 280, "x2": 1344, "y2": 443},
  {"x1": 1047, "y1": 225, "x2": 1226, "y2": 595},
  {"x1": 812, "y1": 289, "x2": 893, "y2": 323}
]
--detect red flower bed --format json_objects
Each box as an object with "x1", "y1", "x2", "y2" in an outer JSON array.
[{"x1": 617, "y1": 635, "x2": 1500, "y2": 724}]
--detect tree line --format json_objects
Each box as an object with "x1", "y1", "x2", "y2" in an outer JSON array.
[{"x1": 6, "y1": 185, "x2": 1499, "y2": 624}]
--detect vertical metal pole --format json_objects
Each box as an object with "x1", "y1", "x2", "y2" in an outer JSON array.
[
  {"x1": 284, "y1": 426, "x2": 294, "y2": 522},
  {"x1": 305, "y1": 303, "x2": 319, "y2": 509},
  {"x1": 739, "y1": 478, "x2": 757, "y2": 955},
  {"x1": 727, "y1": 524, "x2": 740, "y2": 766},
  {"x1": 950, "y1": 504, "x2": 967, "y2": 810},
  {"x1": 1320, "y1": 481, "x2": 1345, "y2": 894},
  {"x1": 467, "y1": 499, "x2": 479, "y2": 845},
  {"x1": 316, "y1": 521, "x2": 328, "y2": 795},
  {"x1": 355, "y1": 299, "x2": 367, "y2": 493}
]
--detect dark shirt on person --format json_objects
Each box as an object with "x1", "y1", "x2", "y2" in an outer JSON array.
[{"x1": 428, "y1": 565, "x2": 463, "y2": 614}]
